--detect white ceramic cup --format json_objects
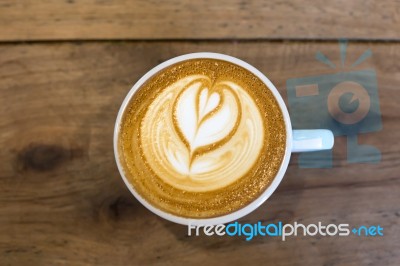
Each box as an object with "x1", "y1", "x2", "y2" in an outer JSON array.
[{"x1": 114, "y1": 52, "x2": 334, "y2": 226}]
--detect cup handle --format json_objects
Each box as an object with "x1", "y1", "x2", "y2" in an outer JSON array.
[{"x1": 292, "y1": 130, "x2": 334, "y2": 153}]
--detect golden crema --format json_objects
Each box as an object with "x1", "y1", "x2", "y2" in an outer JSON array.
[{"x1": 118, "y1": 59, "x2": 286, "y2": 218}]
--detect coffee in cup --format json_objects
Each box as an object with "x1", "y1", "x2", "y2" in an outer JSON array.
[{"x1": 116, "y1": 58, "x2": 286, "y2": 218}]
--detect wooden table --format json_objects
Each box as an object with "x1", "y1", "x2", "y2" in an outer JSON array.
[{"x1": 0, "y1": 1, "x2": 399, "y2": 265}]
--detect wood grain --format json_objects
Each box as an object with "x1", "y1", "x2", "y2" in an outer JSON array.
[
  {"x1": 0, "y1": 0, "x2": 399, "y2": 41},
  {"x1": 0, "y1": 41, "x2": 399, "y2": 265}
]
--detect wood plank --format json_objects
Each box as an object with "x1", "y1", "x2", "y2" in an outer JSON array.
[
  {"x1": 0, "y1": 0, "x2": 399, "y2": 41},
  {"x1": 0, "y1": 41, "x2": 399, "y2": 265}
]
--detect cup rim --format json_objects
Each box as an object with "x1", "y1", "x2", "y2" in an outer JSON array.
[{"x1": 113, "y1": 52, "x2": 293, "y2": 226}]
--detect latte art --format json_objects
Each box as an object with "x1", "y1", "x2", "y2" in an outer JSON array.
[
  {"x1": 118, "y1": 58, "x2": 286, "y2": 218},
  {"x1": 141, "y1": 75, "x2": 264, "y2": 191}
]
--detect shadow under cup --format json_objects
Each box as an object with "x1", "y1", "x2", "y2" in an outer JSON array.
[{"x1": 114, "y1": 53, "x2": 293, "y2": 226}]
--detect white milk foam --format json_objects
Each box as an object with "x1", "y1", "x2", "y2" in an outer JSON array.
[{"x1": 140, "y1": 75, "x2": 264, "y2": 192}]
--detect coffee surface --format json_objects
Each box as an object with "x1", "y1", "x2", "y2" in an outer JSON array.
[{"x1": 118, "y1": 58, "x2": 286, "y2": 218}]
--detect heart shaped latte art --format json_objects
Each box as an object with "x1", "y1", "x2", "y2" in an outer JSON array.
[
  {"x1": 140, "y1": 75, "x2": 264, "y2": 192},
  {"x1": 173, "y1": 80, "x2": 241, "y2": 165}
]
